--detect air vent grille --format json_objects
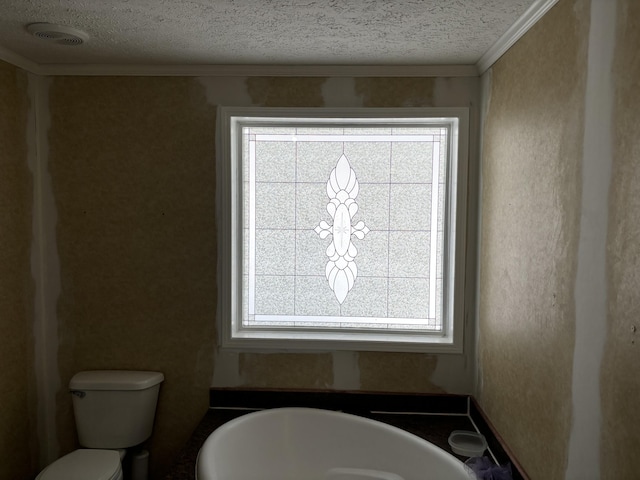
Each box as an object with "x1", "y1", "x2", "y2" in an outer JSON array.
[{"x1": 27, "y1": 23, "x2": 88, "y2": 46}]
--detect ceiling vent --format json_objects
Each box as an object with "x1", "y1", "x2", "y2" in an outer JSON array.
[{"x1": 27, "y1": 23, "x2": 89, "y2": 46}]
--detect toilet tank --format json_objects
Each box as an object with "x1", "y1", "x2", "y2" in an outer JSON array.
[{"x1": 70, "y1": 370, "x2": 164, "y2": 449}]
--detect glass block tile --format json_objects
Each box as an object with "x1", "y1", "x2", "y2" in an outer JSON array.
[
  {"x1": 243, "y1": 181, "x2": 249, "y2": 229},
  {"x1": 388, "y1": 323, "x2": 433, "y2": 330},
  {"x1": 297, "y1": 142, "x2": 344, "y2": 183},
  {"x1": 355, "y1": 184, "x2": 389, "y2": 231},
  {"x1": 242, "y1": 274, "x2": 249, "y2": 319},
  {"x1": 296, "y1": 230, "x2": 330, "y2": 276},
  {"x1": 343, "y1": 141, "x2": 391, "y2": 183},
  {"x1": 389, "y1": 184, "x2": 432, "y2": 231},
  {"x1": 242, "y1": 134, "x2": 250, "y2": 183},
  {"x1": 437, "y1": 188, "x2": 445, "y2": 231},
  {"x1": 243, "y1": 228, "x2": 249, "y2": 276},
  {"x1": 236, "y1": 119, "x2": 455, "y2": 335},
  {"x1": 249, "y1": 127, "x2": 296, "y2": 134},
  {"x1": 294, "y1": 276, "x2": 341, "y2": 316},
  {"x1": 294, "y1": 320, "x2": 339, "y2": 327},
  {"x1": 343, "y1": 127, "x2": 392, "y2": 135},
  {"x1": 247, "y1": 319, "x2": 296, "y2": 326},
  {"x1": 296, "y1": 127, "x2": 345, "y2": 135},
  {"x1": 390, "y1": 142, "x2": 433, "y2": 183},
  {"x1": 255, "y1": 141, "x2": 296, "y2": 183},
  {"x1": 436, "y1": 279, "x2": 443, "y2": 319},
  {"x1": 354, "y1": 230, "x2": 389, "y2": 277},
  {"x1": 340, "y1": 322, "x2": 389, "y2": 329},
  {"x1": 436, "y1": 229, "x2": 443, "y2": 279},
  {"x1": 296, "y1": 182, "x2": 331, "y2": 230},
  {"x1": 255, "y1": 229, "x2": 296, "y2": 276},
  {"x1": 254, "y1": 275, "x2": 295, "y2": 315},
  {"x1": 340, "y1": 277, "x2": 388, "y2": 317},
  {"x1": 388, "y1": 277, "x2": 429, "y2": 319},
  {"x1": 392, "y1": 127, "x2": 444, "y2": 135},
  {"x1": 388, "y1": 231, "x2": 430, "y2": 278},
  {"x1": 439, "y1": 139, "x2": 447, "y2": 184},
  {"x1": 254, "y1": 183, "x2": 295, "y2": 230}
]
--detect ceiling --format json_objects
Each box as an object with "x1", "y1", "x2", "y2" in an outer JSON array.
[{"x1": 0, "y1": 0, "x2": 550, "y2": 72}]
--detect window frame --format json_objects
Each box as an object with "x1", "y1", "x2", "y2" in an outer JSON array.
[{"x1": 216, "y1": 107, "x2": 469, "y2": 353}]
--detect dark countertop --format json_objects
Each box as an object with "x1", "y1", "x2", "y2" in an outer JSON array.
[{"x1": 164, "y1": 389, "x2": 527, "y2": 480}]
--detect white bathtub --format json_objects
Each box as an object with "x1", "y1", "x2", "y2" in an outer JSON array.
[{"x1": 196, "y1": 407, "x2": 474, "y2": 480}]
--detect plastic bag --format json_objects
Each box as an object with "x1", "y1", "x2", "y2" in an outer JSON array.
[{"x1": 464, "y1": 456, "x2": 513, "y2": 480}]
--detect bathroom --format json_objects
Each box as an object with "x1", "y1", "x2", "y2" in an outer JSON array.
[{"x1": 0, "y1": 0, "x2": 637, "y2": 479}]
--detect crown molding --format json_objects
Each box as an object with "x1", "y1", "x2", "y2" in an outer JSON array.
[
  {"x1": 34, "y1": 63, "x2": 479, "y2": 77},
  {"x1": 0, "y1": 45, "x2": 41, "y2": 74},
  {"x1": 476, "y1": 0, "x2": 560, "y2": 74},
  {"x1": 1, "y1": 0, "x2": 558, "y2": 78}
]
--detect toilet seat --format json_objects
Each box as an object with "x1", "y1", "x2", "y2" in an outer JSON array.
[{"x1": 36, "y1": 449, "x2": 123, "y2": 480}]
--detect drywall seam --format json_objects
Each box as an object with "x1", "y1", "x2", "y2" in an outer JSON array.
[
  {"x1": 430, "y1": 77, "x2": 478, "y2": 394},
  {"x1": 332, "y1": 352, "x2": 360, "y2": 390},
  {"x1": 197, "y1": 76, "x2": 253, "y2": 107},
  {"x1": 321, "y1": 77, "x2": 361, "y2": 107},
  {"x1": 565, "y1": 0, "x2": 616, "y2": 478},
  {"x1": 197, "y1": 76, "x2": 251, "y2": 388},
  {"x1": 27, "y1": 73, "x2": 61, "y2": 468},
  {"x1": 474, "y1": 69, "x2": 493, "y2": 397},
  {"x1": 211, "y1": 351, "x2": 243, "y2": 387}
]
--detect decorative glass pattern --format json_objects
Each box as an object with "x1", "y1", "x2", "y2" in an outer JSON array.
[
  {"x1": 242, "y1": 125, "x2": 448, "y2": 332},
  {"x1": 314, "y1": 154, "x2": 370, "y2": 304}
]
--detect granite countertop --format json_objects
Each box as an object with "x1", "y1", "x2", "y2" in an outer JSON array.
[{"x1": 164, "y1": 389, "x2": 527, "y2": 480}]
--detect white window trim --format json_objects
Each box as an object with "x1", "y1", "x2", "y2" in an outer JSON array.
[{"x1": 216, "y1": 107, "x2": 469, "y2": 353}]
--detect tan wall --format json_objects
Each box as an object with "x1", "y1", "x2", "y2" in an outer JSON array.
[
  {"x1": 0, "y1": 60, "x2": 37, "y2": 479},
  {"x1": 601, "y1": 0, "x2": 640, "y2": 478},
  {"x1": 48, "y1": 77, "x2": 217, "y2": 477},
  {"x1": 45, "y1": 75, "x2": 479, "y2": 476},
  {"x1": 206, "y1": 76, "x2": 479, "y2": 395},
  {"x1": 7, "y1": 3, "x2": 636, "y2": 477},
  {"x1": 478, "y1": 1, "x2": 589, "y2": 478}
]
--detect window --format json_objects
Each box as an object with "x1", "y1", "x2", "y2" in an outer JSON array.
[{"x1": 217, "y1": 107, "x2": 469, "y2": 352}]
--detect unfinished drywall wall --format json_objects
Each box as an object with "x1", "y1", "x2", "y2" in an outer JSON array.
[
  {"x1": 204, "y1": 75, "x2": 479, "y2": 395},
  {"x1": 38, "y1": 73, "x2": 478, "y2": 477},
  {"x1": 0, "y1": 60, "x2": 37, "y2": 480},
  {"x1": 239, "y1": 353, "x2": 333, "y2": 389},
  {"x1": 48, "y1": 76, "x2": 217, "y2": 477},
  {"x1": 359, "y1": 352, "x2": 444, "y2": 393},
  {"x1": 565, "y1": 0, "x2": 616, "y2": 476},
  {"x1": 601, "y1": 0, "x2": 640, "y2": 477},
  {"x1": 478, "y1": 0, "x2": 589, "y2": 478}
]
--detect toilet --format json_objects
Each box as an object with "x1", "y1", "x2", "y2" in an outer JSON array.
[{"x1": 37, "y1": 370, "x2": 164, "y2": 480}]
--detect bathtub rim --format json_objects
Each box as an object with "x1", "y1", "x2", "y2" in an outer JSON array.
[{"x1": 196, "y1": 406, "x2": 473, "y2": 480}]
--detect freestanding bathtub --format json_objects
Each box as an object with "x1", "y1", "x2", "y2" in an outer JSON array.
[{"x1": 196, "y1": 407, "x2": 474, "y2": 480}]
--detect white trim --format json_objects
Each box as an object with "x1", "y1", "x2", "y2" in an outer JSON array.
[
  {"x1": 476, "y1": 0, "x2": 560, "y2": 74},
  {"x1": 217, "y1": 107, "x2": 469, "y2": 354},
  {"x1": 34, "y1": 63, "x2": 479, "y2": 77},
  {"x1": 0, "y1": 2, "x2": 557, "y2": 78},
  {"x1": 255, "y1": 133, "x2": 438, "y2": 142},
  {"x1": 0, "y1": 45, "x2": 41, "y2": 74}
]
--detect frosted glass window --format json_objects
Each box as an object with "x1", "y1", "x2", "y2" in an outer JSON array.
[
  {"x1": 243, "y1": 126, "x2": 447, "y2": 331},
  {"x1": 218, "y1": 107, "x2": 469, "y2": 352}
]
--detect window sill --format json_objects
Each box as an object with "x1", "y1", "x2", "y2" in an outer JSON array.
[{"x1": 220, "y1": 327, "x2": 462, "y2": 354}]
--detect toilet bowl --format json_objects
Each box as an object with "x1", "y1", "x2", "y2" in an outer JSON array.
[
  {"x1": 36, "y1": 370, "x2": 163, "y2": 480},
  {"x1": 36, "y1": 449, "x2": 123, "y2": 480}
]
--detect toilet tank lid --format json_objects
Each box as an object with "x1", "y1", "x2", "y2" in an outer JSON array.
[
  {"x1": 37, "y1": 449, "x2": 121, "y2": 480},
  {"x1": 70, "y1": 370, "x2": 164, "y2": 391}
]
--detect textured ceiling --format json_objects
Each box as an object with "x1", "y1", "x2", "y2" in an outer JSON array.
[{"x1": 0, "y1": 0, "x2": 537, "y2": 66}]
